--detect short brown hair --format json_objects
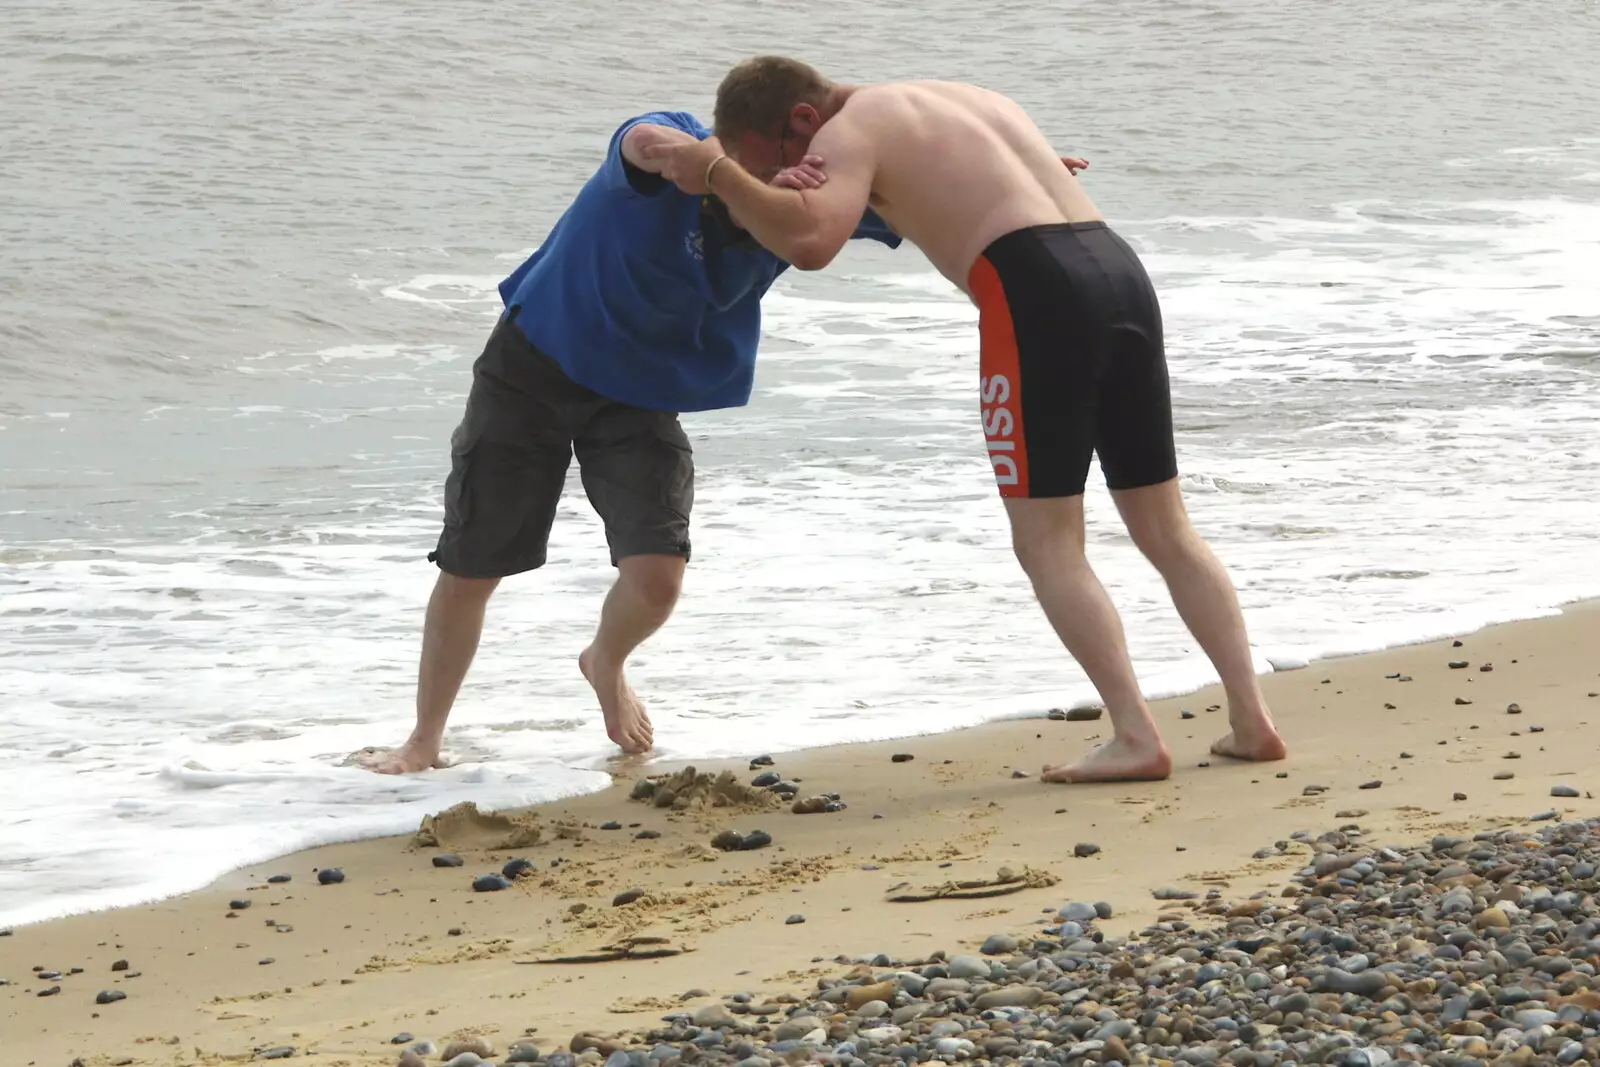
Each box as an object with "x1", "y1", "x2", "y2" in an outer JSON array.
[{"x1": 713, "y1": 56, "x2": 833, "y2": 140}]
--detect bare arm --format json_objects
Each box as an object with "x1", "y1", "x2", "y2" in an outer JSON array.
[
  {"x1": 643, "y1": 114, "x2": 878, "y2": 271},
  {"x1": 620, "y1": 123, "x2": 700, "y2": 174},
  {"x1": 712, "y1": 122, "x2": 877, "y2": 270}
]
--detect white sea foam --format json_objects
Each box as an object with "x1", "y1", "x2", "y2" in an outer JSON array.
[{"x1": 2, "y1": 189, "x2": 1598, "y2": 930}]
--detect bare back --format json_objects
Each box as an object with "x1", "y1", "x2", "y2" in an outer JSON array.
[{"x1": 840, "y1": 82, "x2": 1102, "y2": 290}]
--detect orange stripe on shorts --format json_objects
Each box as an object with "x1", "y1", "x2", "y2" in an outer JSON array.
[{"x1": 968, "y1": 255, "x2": 1029, "y2": 498}]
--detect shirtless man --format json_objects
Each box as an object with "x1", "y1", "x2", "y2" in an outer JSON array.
[{"x1": 643, "y1": 57, "x2": 1287, "y2": 781}]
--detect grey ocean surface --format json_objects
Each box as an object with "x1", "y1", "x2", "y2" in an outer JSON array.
[{"x1": 2, "y1": 1, "x2": 1599, "y2": 928}]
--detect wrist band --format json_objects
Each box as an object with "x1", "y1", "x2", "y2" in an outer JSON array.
[{"x1": 704, "y1": 153, "x2": 730, "y2": 189}]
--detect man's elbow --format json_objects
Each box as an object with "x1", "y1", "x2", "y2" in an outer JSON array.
[
  {"x1": 786, "y1": 237, "x2": 841, "y2": 272},
  {"x1": 619, "y1": 127, "x2": 662, "y2": 173}
]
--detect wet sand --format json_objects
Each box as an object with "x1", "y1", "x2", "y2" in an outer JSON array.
[{"x1": 4, "y1": 601, "x2": 1597, "y2": 1065}]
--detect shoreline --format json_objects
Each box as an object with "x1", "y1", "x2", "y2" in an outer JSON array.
[
  {"x1": 4, "y1": 600, "x2": 1598, "y2": 1063},
  {"x1": 5, "y1": 593, "x2": 1598, "y2": 934}
]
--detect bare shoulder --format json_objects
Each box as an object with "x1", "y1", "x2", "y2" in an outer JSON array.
[{"x1": 840, "y1": 83, "x2": 920, "y2": 120}]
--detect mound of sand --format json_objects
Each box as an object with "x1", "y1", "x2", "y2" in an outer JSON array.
[
  {"x1": 628, "y1": 766, "x2": 779, "y2": 813},
  {"x1": 413, "y1": 801, "x2": 543, "y2": 851}
]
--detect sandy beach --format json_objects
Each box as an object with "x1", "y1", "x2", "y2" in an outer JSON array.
[{"x1": 4, "y1": 601, "x2": 1597, "y2": 1065}]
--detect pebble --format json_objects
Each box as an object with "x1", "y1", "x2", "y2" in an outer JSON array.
[
  {"x1": 1064, "y1": 707, "x2": 1103, "y2": 721},
  {"x1": 503, "y1": 858, "x2": 536, "y2": 880},
  {"x1": 1448, "y1": 660, "x2": 1468, "y2": 668},
  {"x1": 979, "y1": 933, "x2": 1017, "y2": 955},
  {"x1": 267, "y1": 874, "x2": 291, "y2": 883},
  {"x1": 473, "y1": 874, "x2": 513, "y2": 892},
  {"x1": 554, "y1": 815, "x2": 1600, "y2": 1067},
  {"x1": 256, "y1": 1048, "x2": 295, "y2": 1060},
  {"x1": 398, "y1": 1052, "x2": 428, "y2": 1067},
  {"x1": 946, "y1": 954, "x2": 990, "y2": 979},
  {"x1": 1553, "y1": 784, "x2": 1580, "y2": 797},
  {"x1": 391, "y1": 1032, "x2": 415, "y2": 1044},
  {"x1": 507, "y1": 1044, "x2": 541, "y2": 1063},
  {"x1": 751, "y1": 771, "x2": 781, "y2": 788},
  {"x1": 1073, "y1": 842, "x2": 1101, "y2": 858},
  {"x1": 433, "y1": 854, "x2": 465, "y2": 868},
  {"x1": 111, "y1": 959, "x2": 129, "y2": 972},
  {"x1": 1359, "y1": 780, "x2": 1382, "y2": 790},
  {"x1": 1181, "y1": 710, "x2": 1196, "y2": 720},
  {"x1": 443, "y1": 1037, "x2": 496, "y2": 1060},
  {"x1": 229, "y1": 898, "x2": 252, "y2": 910},
  {"x1": 613, "y1": 889, "x2": 647, "y2": 907},
  {"x1": 600, "y1": 821, "x2": 622, "y2": 830},
  {"x1": 784, "y1": 914, "x2": 805, "y2": 925},
  {"x1": 890, "y1": 753, "x2": 914, "y2": 763},
  {"x1": 95, "y1": 990, "x2": 126, "y2": 1005},
  {"x1": 1152, "y1": 886, "x2": 1198, "y2": 900},
  {"x1": 694, "y1": 1004, "x2": 736, "y2": 1027},
  {"x1": 1508, "y1": 702, "x2": 1523, "y2": 714},
  {"x1": 750, "y1": 755, "x2": 774, "y2": 768},
  {"x1": 635, "y1": 830, "x2": 661, "y2": 840},
  {"x1": 316, "y1": 867, "x2": 344, "y2": 885}
]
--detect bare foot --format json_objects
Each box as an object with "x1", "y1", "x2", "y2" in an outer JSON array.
[
  {"x1": 1210, "y1": 722, "x2": 1288, "y2": 762},
  {"x1": 579, "y1": 647, "x2": 655, "y2": 755},
  {"x1": 357, "y1": 740, "x2": 446, "y2": 775},
  {"x1": 1042, "y1": 735, "x2": 1173, "y2": 784}
]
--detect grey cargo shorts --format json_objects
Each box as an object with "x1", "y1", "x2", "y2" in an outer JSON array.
[{"x1": 428, "y1": 307, "x2": 694, "y2": 578}]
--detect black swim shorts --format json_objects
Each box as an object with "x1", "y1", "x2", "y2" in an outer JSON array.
[
  {"x1": 428, "y1": 308, "x2": 694, "y2": 578},
  {"x1": 968, "y1": 221, "x2": 1179, "y2": 499}
]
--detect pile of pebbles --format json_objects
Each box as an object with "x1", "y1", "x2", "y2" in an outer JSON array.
[{"x1": 405, "y1": 816, "x2": 1600, "y2": 1067}]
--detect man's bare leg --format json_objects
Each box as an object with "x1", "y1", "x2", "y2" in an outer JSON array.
[
  {"x1": 1112, "y1": 479, "x2": 1287, "y2": 762},
  {"x1": 362, "y1": 572, "x2": 500, "y2": 774},
  {"x1": 578, "y1": 553, "x2": 684, "y2": 755},
  {"x1": 1001, "y1": 496, "x2": 1174, "y2": 784}
]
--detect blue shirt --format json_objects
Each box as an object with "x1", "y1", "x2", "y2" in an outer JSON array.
[{"x1": 498, "y1": 111, "x2": 902, "y2": 413}]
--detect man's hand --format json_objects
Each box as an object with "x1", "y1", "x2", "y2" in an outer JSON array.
[
  {"x1": 772, "y1": 154, "x2": 827, "y2": 190},
  {"x1": 641, "y1": 136, "x2": 728, "y2": 195},
  {"x1": 1062, "y1": 156, "x2": 1089, "y2": 176}
]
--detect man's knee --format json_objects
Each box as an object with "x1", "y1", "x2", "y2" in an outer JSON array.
[
  {"x1": 1003, "y1": 498, "x2": 1087, "y2": 578},
  {"x1": 618, "y1": 554, "x2": 685, "y2": 612},
  {"x1": 434, "y1": 571, "x2": 501, "y2": 603},
  {"x1": 1111, "y1": 479, "x2": 1202, "y2": 568},
  {"x1": 1129, "y1": 522, "x2": 1206, "y2": 572}
]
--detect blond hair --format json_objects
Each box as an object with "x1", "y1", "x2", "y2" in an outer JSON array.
[{"x1": 713, "y1": 56, "x2": 834, "y2": 140}]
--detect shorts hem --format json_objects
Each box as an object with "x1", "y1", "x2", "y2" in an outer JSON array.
[
  {"x1": 428, "y1": 549, "x2": 548, "y2": 580},
  {"x1": 609, "y1": 543, "x2": 692, "y2": 568},
  {"x1": 1103, "y1": 470, "x2": 1180, "y2": 493}
]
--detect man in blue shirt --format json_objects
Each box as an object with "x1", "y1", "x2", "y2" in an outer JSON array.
[{"x1": 360, "y1": 110, "x2": 902, "y2": 774}]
